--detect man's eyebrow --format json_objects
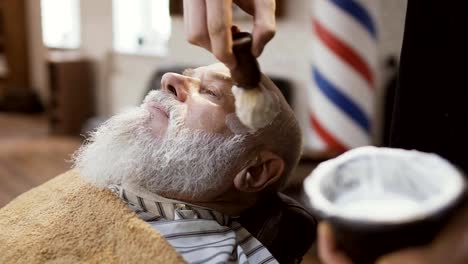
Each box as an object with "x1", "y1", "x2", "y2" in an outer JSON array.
[
  {"x1": 207, "y1": 71, "x2": 232, "y2": 81},
  {"x1": 183, "y1": 69, "x2": 232, "y2": 82}
]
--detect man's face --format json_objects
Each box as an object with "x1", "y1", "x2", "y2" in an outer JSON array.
[
  {"x1": 145, "y1": 63, "x2": 242, "y2": 138},
  {"x1": 74, "y1": 64, "x2": 249, "y2": 201}
]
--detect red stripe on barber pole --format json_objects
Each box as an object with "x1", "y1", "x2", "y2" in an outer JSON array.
[
  {"x1": 310, "y1": 114, "x2": 347, "y2": 153},
  {"x1": 313, "y1": 20, "x2": 374, "y2": 89}
]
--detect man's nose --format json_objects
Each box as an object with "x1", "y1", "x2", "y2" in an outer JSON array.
[{"x1": 161, "y1": 73, "x2": 189, "y2": 102}]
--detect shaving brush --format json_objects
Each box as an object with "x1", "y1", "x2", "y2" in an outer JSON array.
[{"x1": 230, "y1": 32, "x2": 279, "y2": 131}]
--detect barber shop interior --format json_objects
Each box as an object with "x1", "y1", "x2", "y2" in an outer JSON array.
[{"x1": 1, "y1": 0, "x2": 467, "y2": 263}]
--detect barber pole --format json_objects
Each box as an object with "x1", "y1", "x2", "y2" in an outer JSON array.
[{"x1": 308, "y1": 0, "x2": 378, "y2": 155}]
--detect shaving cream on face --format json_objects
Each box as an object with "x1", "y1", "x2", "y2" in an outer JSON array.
[
  {"x1": 231, "y1": 83, "x2": 280, "y2": 131},
  {"x1": 225, "y1": 113, "x2": 252, "y2": 134}
]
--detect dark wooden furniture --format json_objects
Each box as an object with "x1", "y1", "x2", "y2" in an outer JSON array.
[
  {"x1": 0, "y1": 0, "x2": 30, "y2": 94},
  {"x1": 0, "y1": 0, "x2": 44, "y2": 113},
  {"x1": 47, "y1": 52, "x2": 95, "y2": 135}
]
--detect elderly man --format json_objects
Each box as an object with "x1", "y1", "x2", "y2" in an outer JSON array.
[{"x1": 72, "y1": 63, "x2": 304, "y2": 263}]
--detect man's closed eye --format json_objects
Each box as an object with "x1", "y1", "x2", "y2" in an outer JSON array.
[{"x1": 200, "y1": 86, "x2": 221, "y2": 99}]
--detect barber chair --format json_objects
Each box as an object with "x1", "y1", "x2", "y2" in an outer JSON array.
[{"x1": 145, "y1": 66, "x2": 318, "y2": 264}]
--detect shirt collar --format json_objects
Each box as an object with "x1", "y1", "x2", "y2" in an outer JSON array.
[{"x1": 109, "y1": 184, "x2": 232, "y2": 226}]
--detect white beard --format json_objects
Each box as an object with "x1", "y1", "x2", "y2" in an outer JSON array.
[{"x1": 73, "y1": 90, "x2": 247, "y2": 199}]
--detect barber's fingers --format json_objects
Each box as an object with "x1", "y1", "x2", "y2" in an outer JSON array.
[
  {"x1": 206, "y1": 0, "x2": 236, "y2": 69},
  {"x1": 184, "y1": 0, "x2": 211, "y2": 50},
  {"x1": 184, "y1": 0, "x2": 274, "y2": 65},
  {"x1": 318, "y1": 222, "x2": 354, "y2": 264},
  {"x1": 251, "y1": 0, "x2": 276, "y2": 57},
  {"x1": 234, "y1": 0, "x2": 256, "y2": 14},
  {"x1": 234, "y1": 0, "x2": 276, "y2": 57}
]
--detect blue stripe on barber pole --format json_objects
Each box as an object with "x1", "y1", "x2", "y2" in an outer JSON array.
[
  {"x1": 329, "y1": 0, "x2": 377, "y2": 39},
  {"x1": 313, "y1": 68, "x2": 370, "y2": 133}
]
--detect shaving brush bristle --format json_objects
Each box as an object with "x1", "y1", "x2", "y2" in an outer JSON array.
[
  {"x1": 229, "y1": 31, "x2": 278, "y2": 131},
  {"x1": 232, "y1": 85, "x2": 279, "y2": 130}
]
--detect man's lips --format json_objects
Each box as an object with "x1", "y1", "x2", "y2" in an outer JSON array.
[{"x1": 145, "y1": 101, "x2": 169, "y2": 118}]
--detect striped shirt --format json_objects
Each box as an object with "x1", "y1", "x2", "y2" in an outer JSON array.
[{"x1": 110, "y1": 185, "x2": 278, "y2": 264}]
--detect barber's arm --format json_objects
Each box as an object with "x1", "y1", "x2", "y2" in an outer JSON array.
[
  {"x1": 183, "y1": 0, "x2": 276, "y2": 69},
  {"x1": 318, "y1": 204, "x2": 468, "y2": 264}
]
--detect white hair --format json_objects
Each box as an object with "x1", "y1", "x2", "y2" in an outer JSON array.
[{"x1": 73, "y1": 90, "x2": 247, "y2": 199}]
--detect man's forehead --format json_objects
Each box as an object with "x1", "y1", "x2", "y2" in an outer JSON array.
[{"x1": 183, "y1": 63, "x2": 231, "y2": 80}]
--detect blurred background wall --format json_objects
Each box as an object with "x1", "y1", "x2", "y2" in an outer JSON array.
[{"x1": 24, "y1": 0, "x2": 407, "y2": 151}]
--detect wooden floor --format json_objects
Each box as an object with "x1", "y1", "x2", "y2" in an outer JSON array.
[{"x1": 0, "y1": 113, "x2": 81, "y2": 207}]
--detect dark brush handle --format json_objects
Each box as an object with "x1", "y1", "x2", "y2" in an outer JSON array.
[{"x1": 230, "y1": 32, "x2": 261, "y2": 89}]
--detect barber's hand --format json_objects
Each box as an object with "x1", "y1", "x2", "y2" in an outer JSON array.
[
  {"x1": 318, "y1": 222, "x2": 353, "y2": 264},
  {"x1": 183, "y1": 0, "x2": 276, "y2": 69},
  {"x1": 318, "y1": 204, "x2": 468, "y2": 264}
]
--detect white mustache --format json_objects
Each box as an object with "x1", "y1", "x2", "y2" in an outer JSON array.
[{"x1": 142, "y1": 90, "x2": 185, "y2": 122}]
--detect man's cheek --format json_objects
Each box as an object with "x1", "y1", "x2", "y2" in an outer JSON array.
[{"x1": 186, "y1": 101, "x2": 227, "y2": 133}]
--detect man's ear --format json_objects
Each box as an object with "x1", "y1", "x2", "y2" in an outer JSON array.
[{"x1": 234, "y1": 151, "x2": 285, "y2": 193}]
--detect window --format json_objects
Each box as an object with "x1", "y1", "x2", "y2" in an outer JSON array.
[
  {"x1": 41, "y1": 0, "x2": 81, "y2": 49},
  {"x1": 113, "y1": 0, "x2": 171, "y2": 56}
]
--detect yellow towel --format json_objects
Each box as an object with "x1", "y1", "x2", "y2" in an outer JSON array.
[{"x1": 0, "y1": 170, "x2": 185, "y2": 264}]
